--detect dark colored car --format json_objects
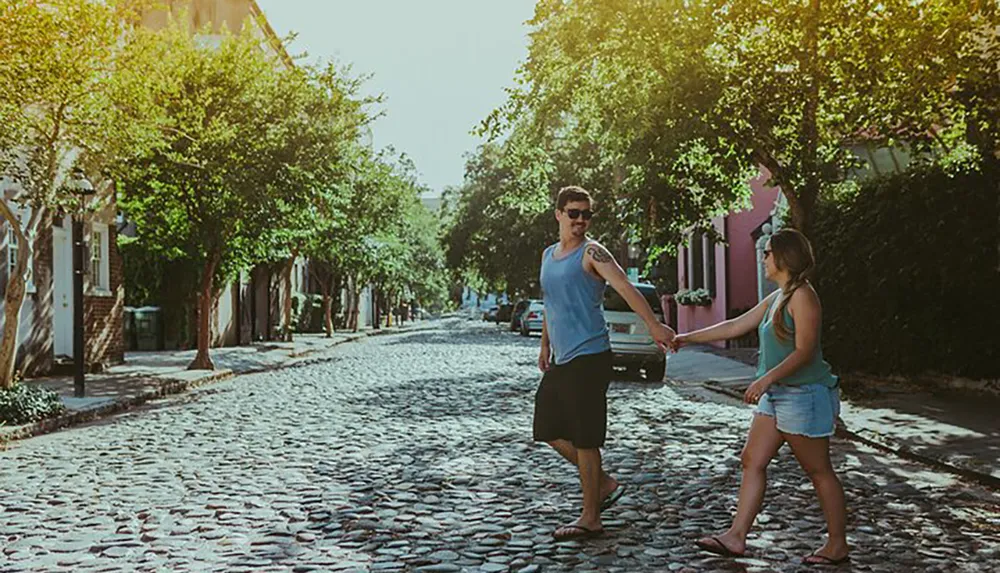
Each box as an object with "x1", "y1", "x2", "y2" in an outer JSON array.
[{"x1": 496, "y1": 303, "x2": 514, "y2": 324}]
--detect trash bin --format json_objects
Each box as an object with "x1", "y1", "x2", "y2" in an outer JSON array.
[
  {"x1": 123, "y1": 307, "x2": 137, "y2": 351},
  {"x1": 133, "y1": 306, "x2": 163, "y2": 351}
]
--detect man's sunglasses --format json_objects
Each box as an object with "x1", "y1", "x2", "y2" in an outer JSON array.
[{"x1": 564, "y1": 208, "x2": 594, "y2": 221}]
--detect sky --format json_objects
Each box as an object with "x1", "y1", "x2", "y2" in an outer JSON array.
[{"x1": 256, "y1": 0, "x2": 538, "y2": 197}]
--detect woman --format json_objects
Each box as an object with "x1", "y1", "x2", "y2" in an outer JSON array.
[{"x1": 673, "y1": 228, "x2": 849, "y2": 567}]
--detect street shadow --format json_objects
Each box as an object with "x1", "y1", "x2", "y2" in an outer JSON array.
[{"x1": 845, "y1": 390, "x2": 1000, "y2": 477}]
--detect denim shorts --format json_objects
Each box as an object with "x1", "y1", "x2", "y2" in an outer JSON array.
[{"x1": 755, "y1": 383, "x2": 840, "y2": 438}]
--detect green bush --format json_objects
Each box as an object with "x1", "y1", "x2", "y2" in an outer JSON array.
[
  {"x1": 0, "y1": 383, "x2": 66, "y2": 425},
  {"x1": 675, "y1": 288, "x2": 713, "y2": 306},
  {"x1": 812, "y1": 166, "x2": 998, "y2": 378}
]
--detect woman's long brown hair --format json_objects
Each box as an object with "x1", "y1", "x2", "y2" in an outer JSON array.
[{"x1": 770, "y1": 229, "x2": 816, "y2": 342}]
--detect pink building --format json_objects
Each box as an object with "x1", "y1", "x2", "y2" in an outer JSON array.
[{"x1": 675, "y1": 169, "x2": 782, "y2": 347}]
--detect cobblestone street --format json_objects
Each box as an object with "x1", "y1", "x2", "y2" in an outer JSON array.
[{"x1": 2, "y1": 320, "x2": 998, "y2": 572}]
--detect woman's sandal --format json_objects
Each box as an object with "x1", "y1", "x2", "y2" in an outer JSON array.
[
  {"x1": 803, "y1": 553, "x2": 851, "y2": 567},
  {"x1": 552, "y1": 524, "x2": 604, "y2": 542}
]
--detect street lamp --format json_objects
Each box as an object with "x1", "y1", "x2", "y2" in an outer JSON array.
[
  {"x1": 627, "y1": 243, "x2": 641, "y2": 283},
  {"x1": 69, "y1": 169, "x2": 95, "y2": 398}
]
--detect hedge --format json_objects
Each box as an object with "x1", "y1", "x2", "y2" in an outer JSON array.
[{"x1": 812, "y1": 166, "x2": 998, "y2": 378}]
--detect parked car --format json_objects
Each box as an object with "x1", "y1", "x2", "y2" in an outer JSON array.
[
  {"x1": 519, "y1": 301, "x2": 545, "y2": 336},
  {"x1": 510, "y1": 299, "x2": 540, "y2": 331},
  {"x1": 482, "y1": 306, "x2": 499, "y2": 321},
  {"x1": 604, "y1": 283, "x2": 667, "y2": 381},
  {"x1": 497, "y1": 303, "x2": 514, "y2": 324}
]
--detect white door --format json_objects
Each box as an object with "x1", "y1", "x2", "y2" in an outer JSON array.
[{"x1": 52, "y1": 223, "x2": 73, "y2": 357}]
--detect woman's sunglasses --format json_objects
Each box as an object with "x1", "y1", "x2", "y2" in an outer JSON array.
[{"x1": 564, "y1": 208, "x2": 594, "y2": 221}]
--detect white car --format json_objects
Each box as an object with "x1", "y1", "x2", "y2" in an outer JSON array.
[
  {"x1": 604, "y1": 283, "x2": 667, "y2": 381},
  {"x1": 519, "y1": 301, "x2": 545, "y2": 336}
]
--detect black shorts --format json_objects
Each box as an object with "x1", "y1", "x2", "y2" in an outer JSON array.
[{"x1": 532, "y1": 350, "x2": 612, "y2": 449}]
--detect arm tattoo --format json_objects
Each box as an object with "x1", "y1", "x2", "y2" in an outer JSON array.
[{"x1": 587, "y1": 245, "x2": 613, "y2": 264}]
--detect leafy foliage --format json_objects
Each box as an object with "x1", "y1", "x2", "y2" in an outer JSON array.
[
  {"x1": 675, "y1": 288, "x2": 713, "y2": 307},
  {"x1": 0, "y1": 382, "x2": 65, "y2": 425},
  {"x1": 0, "y1": 0, "x2": 157, "y2": 387},
  {"x1": 114, "y1": 20, "x2": 373, "y2": 365},
  {"x1": 813, "y1": 166, "x2": 998, "y2": 377}
]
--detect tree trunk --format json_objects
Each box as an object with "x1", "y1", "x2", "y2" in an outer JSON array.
[
  {"x1": 321, "y1": 292, "x2": 333, "y2": 337},
  {"x1": 349, "y1": 276, "x2": 361, "y2": 332},
  {"x1": 281, "y1": 255, "x2": 295, "y2": 342},
  {"x1": 0, "y1": 202, "x2": 41, "y2": 389},
  {"x1": 0, "y1": 245, "x2": 31, "y2": 389},
  {"x1": 316, "y1": 272, "x2": 333, "y2": 338},
  {"x1": 343, "y1": 276, "x2": 355, "y2": 332},
  {"x1": 330, "y1": 274, "x2": 342, "y2": 332},
  {"x1": 188, "y1": 252, "x2": 220, "y2": 370}
]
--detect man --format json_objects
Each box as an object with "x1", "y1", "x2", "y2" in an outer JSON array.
[{"x1": 534, "y1": 185, "x2": 675, "y2": 541}]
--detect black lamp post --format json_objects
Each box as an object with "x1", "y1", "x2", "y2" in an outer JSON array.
[{"x1": 70, "y1": 169, "x2": 95, "y2": 398}]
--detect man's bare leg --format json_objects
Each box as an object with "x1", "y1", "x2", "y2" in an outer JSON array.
[
  {"x1": 554, "y1": 447, "x2": 604, "y2": 535},
  {"x1": 546, "y1": 439, "x2": 618, "y2": 499}
]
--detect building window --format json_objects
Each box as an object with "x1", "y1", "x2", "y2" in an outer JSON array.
[
  {"x1": 4, "y1": 210, "x2": 35, "y2": 293},
  {"x1": 684, "y1": 230, "x2": 717, "y2": 298},
  {"x1": 691, "y1": 231, "x2": 704, "y2": 290},
  {"x1": 90, "y1": 223, "x2": 110, "y2": 292}
]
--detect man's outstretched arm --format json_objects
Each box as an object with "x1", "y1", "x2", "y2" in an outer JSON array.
[{"x1": 584, "y1": 242, "x2": 675, "y2": 348}]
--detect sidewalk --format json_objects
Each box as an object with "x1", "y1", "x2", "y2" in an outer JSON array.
[
  {"x1": 666, "y1": 347, "x2": 1000, "y2": 486},
  {"x1": 2, "y1": 321, "x2": 438, "y2": 443}
]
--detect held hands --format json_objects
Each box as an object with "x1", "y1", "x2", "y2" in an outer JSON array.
[
  {"x1": 744, "y1": 378, "x2": 772, "y2": 404},
  {"x1": 669, "y1": 333, "x2": 689, "y2": 352},
  {"x1": 650, "y1": 322, "x2": 676, "y2": 354}
]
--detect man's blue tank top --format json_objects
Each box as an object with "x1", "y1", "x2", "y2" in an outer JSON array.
[{"x1": 540, "y1": 240, "x2": 611, "y2": 365}]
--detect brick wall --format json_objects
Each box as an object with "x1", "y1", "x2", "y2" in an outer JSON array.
[{"x1": 84, "y1": 226, "x2": 125, "y2": 369}]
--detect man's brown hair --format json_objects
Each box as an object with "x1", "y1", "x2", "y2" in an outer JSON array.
[{"x1": 555, "y1": 185, "x2": 594, "y2": 211}]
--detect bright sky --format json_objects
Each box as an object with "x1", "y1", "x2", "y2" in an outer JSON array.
[{"x1": 256, "y1": 0, "x2": 537, "y2": 196}]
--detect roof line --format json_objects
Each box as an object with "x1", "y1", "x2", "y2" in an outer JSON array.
[{"x1": 247, "y1": 0, "x2": 295, "y2": 69}]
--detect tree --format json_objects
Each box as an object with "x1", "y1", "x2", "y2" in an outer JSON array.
[
  {"x1": 483, "y1": 0, "x2": 975, "y2": 242},
  {"x1": 0, "y1": 0, "x2": 154, "y2": 388},
  {"x1": 950, "y1": 4, "x2": 1000, "y2": 270},
  {"x1": 115, "y1": 22, "x2": 349, "y2": 369},
  {"x1": 254, "y1": 63, "x2": 375, "y2": 341}
]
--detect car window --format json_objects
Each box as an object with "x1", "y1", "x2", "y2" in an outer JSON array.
[{"x1": 604, "y1": 285, "x2": 663, "y2": 316}]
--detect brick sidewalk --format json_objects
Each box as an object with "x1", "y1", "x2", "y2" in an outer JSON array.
[
  {"x1": 666, "y1": 346, "x2": 1000, "y2": 486},
  {"x1": 2, "y1": 321, "x2": 440, "y2": 443}
]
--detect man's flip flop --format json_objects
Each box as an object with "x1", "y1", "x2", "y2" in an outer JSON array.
[
  {"x1": 803, "y1": 553, "x2": 851, "y2": 567},
  {"x1": 695, "y1": 536, "x2": 745, "y2": 557},
  {"x1": 600, "y1": 484, "x2": 627, "y2": 512},
  {"x1": 552, "y1": 524, "x2": 604, "y2": 542}
]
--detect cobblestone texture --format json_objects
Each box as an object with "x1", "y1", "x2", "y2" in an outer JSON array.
[{"x1": 1, "y1": 320, "x2": 998, "y2": 572}]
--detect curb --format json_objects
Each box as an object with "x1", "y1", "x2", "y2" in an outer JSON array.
[
  {"x1": 1, "y1": 322, "x2": 439, "y2": 445},
  {"x1": 0, "y1": 370, "x2": 233, "y2": 443},
  {"x1": 697, "y1": 380, "x2": 1000, "y2": 490}
]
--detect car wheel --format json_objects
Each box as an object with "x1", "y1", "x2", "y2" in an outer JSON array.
[{"x1": 645, "y1": 360, "x2": 666, "y2": 382}]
